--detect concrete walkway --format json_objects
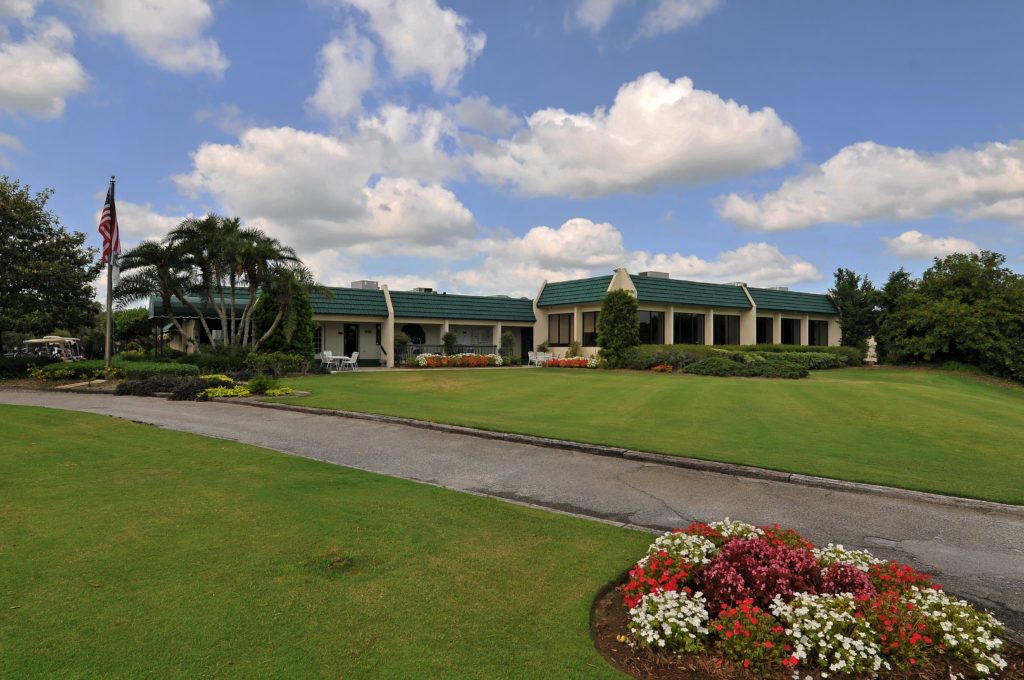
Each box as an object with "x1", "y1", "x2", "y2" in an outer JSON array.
[{"x1": 2, "y1": 390, "x2": 1022, "y2": 637}]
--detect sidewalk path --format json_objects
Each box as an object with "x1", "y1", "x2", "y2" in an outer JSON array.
[{"x1": 3, "y1": 390, "x2": 1022, "y2": 636}]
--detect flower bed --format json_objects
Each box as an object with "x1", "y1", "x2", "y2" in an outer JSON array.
[
  {"x1": 414, "y1": 353, "x2": 502, "y2": 368},
  {"x1": 542, "y1": 357, "x2": 599, "y2": 368},
  {"x1": 593, "y1": 519, "x2": 1017, "y2": 679}
]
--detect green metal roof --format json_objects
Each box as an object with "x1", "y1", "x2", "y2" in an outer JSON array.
[
  {"x1": 148, "y1": 290, "x2": 250, "y2": 319},
  {"x1": 389, "y1": 290, "x2": 535, "y2": 322},
  {"x1": 311, "y1": 287, "x2": 388, "y2": 317},
  {"x1": 537, "y1": 275, "x2": 612, "y2": 307},
  {"x1": 746, "y1": 287, "x2": 837, "y2": 315},
  {"x1": 631, "y1": 275, "x2": 752, "y2": 309}
]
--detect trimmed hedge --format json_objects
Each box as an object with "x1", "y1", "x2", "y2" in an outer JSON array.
[
  {"x1": 37, "y1": 360, "x2": 199, "y2": 381},
  {"x1": 0, "y1": 355, "x2": 60, "y2": 379},
  {"x1": 682, "y1": 356, "x2": 808, "y2": 379},
  {"x1": 622, "y1": 344, "x2": 726, "y2": 370},
  {"x1": 177, "y1": 346, "x2": 251, "y2": 372},
  {"x1": 719, "y1": 344, "x2": 864, "y2": 365}
]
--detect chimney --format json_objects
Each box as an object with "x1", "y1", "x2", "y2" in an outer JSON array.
[
  {"x1": 350, "y1": 280, "x2": 379, "y2": 290},
  {"x1": 637, "y1": 271, "x2": 670, "y2": 279}
]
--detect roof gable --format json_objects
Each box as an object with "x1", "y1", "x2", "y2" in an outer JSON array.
[{"x1": 537, "y1": 275, "x2": 612, "y2": 307}]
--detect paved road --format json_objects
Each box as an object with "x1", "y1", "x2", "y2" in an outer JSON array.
[{"x1": 3, "y1": 390, "x2": 1022, "y2": 636}]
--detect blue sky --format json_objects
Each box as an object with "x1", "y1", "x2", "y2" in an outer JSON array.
[{"x1": 1, "y1": 0, "x2": 1022, "y2": 297}]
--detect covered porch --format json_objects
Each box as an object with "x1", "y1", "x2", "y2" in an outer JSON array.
[{"x1": 315, "y1": 317, "x2": 387, "y2": 367}]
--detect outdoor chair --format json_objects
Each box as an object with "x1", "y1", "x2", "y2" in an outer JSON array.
[
  {"x1": 340, "y1": 352, "x2": 359, "y2": 371},
  {"x1": 319, "y1": 351, "x2": 334, "y2": 370},
  {"x1": 527, "y1": 351, "x2": 537, "y2": 366}
]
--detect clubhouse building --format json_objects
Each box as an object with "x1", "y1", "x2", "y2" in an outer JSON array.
[{"x1": 150, "y1": 268, "x2": 840, "y2": 366}]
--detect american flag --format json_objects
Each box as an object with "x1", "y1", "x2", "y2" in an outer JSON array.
[{"x1": 98, "y1": 179, "x2": 120, "y2": 264}]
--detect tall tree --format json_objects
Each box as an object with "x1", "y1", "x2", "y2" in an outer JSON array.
[
  {"x1": 596, "y1": 288, "x2": 640, "y2": 368},
  {"x1": 827, "y1": 268, "x2": 877, "y2": 350},
  {"x1": 250, "y1": 263, "x2": 322, "y2": 352},
  {"x1": 874, "y1": 253, "x2": 1024, "y2": 379},
  {"x1": 0, "y1": 177, "x2": 102, "y2": 352},
  {"x1": 114, "y1": 240, "x2": 196, "y2": 351},
  {"x1": 874, "y1": 268, "x2": 915, "y2": 363},
  {"x1": 251, "y1": 283, "x2": 315, "y2": 355},
  {"x1": 168, "y1": 215, "x2": 297, "y2": 348}
]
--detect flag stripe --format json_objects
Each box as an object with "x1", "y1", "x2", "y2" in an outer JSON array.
[{"x1": 98, "y1": 181, "x2": 120, "y2": 264}]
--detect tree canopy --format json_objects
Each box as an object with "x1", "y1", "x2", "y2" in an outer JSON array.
[
  {"x1": 0, "y1": 177, "x2": 102, "y2": 352},
  {"x1": 597, "y1": 288, "x2": 640, "y2": 368},
  {"x1": 828, "y1": 268, "x2": 877, "y2": 350}
]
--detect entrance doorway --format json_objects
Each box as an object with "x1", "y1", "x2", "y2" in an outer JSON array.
[
  {"x1": 343, "y1": 324, "x2": 359, "y2": 357},
  {"x1": 519, "y1": 327, "x2": 533, "y2": 364}
]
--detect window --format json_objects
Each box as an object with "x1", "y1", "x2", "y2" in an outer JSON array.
[
  {"x1": 756, "y1": 317, "x2": 773, "y2": 344},
  {"x1": 808, "y1": 320, "x2": 829, "y2": 346},
  {"x1": 713, "y1": 314, "x2": 740, "y2": 345},
  {"x1": 401, "y1": 324, "x2": 426, "y2": 344},
  {"x1": 780, "y1": 318, "x2": 801, "y2": 345},
  {"x1": 638, "y1": 310, "x2": 664, "y2": 344},
  {"x1": 582, "y1": 311, "x2": 599, "y2": 346},
  {"x1": 313, "y1": 323, "x2": 323, "y2": 354},
  {"x1": 376, "y1": 323, "x2": 382, "y2": 346},
  {"x1": 548, "y1": 313, "x2": 573, "y2": 346},
  {"x1": 673, "y1": 313, "x2": 704, "y2": 344}
]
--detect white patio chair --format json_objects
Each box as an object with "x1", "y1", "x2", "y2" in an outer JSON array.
[
  {"x1": 527, "y1": 351, "x2": 537, "y2": 366},
  {"x1": 340, "y1": 351, "x2": 359, "y2": 371},
  {"x1": 319, "y1": 351, "x2": 334, "y2": 370}
]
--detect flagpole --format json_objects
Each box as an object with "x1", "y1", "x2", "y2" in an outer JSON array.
[{"x1": 103, "y1": 176, "x2": 115, "y2": 369}]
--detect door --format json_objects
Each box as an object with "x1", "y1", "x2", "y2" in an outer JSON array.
[
  {"x1": 519, "y1": 327, "x2": 533, "y2": 364},
  {"x1": 343, "y1": 324, "x2": 359, "y2": 357}
]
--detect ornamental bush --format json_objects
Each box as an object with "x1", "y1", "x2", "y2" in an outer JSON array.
[
  {"x1": 414, "y1": 353, "x2": 502, "y2": 368},
  {"x1": 596, "y1": 288, "x2": 639, "y2": 368},
  {"x1": 820, "y1": 562, "x2": 877, "y2": 599},
  {"x1": 621, "y1": 343, "x2": 722, "y2": 370},
  {"x1": 714, "y1": 600, "x2": 793, "y2": 673},
  {"x1": 699, "y1": 538, "x2": 821, "y2": 612},
  {"x1": 38, "y1": 359, "x2": 198, "y2": 381},
  {"x1": 542, "y1": 357, "x2": 597, "y2": 368},
  {"x1": 0, "y1": 355, "x2": 60, "y2": 379}
]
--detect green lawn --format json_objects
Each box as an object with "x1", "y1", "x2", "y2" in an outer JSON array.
[
  {"x1": 276, "y1": 367, "x2": 1024, "y2": 505},
  {"x1": 0, "y1": 405, "x2": 648, "y2": 679}
]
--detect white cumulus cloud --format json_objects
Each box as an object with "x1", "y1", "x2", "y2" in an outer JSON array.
[
  {"x1": 718, "y1": 140, "x2": 1024, "y2": 230},
  {"x1": 0, "y1": 0, "x2": 41, "y2": 20},
  {"x1": 339, "y1": 0, "x2": 484, "y2": 92},
  {"x1": 446, "y1": 95, "x2": 520, "y2": 136},
  {"x1": 446, "y1": 218, "x2": 820, "y2": 296},
  {"x1": 571, "y1": 0, "x2": 628, "y2": 33},
  {"x1": 309, "y1": 26, "x2": 376, "y2": 121},
  {"x1": 73, "y1": 0, "x2": 228, "y2": 77},
  {"x1": 638, "y1": 0, "x2": 722, "y2": 38},
  {"x1": 0, "y1": 18, "x2": 88, "y2": 118},
  {"x1": 470, "y1": 71, "x2": 799, "y2": 197},
  {"x1": 881, "y1": 230, "x2": 980, "y2": 259}
]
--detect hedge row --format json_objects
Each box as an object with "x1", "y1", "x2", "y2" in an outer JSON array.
[
  {"x1": 682, "y1": 356, "x2": 809, "y2": 379},
  {"x1": 0, "y1": 355, "x2": 60, "y2": 379},
  {"x1": 37, "y1": 360, "x2": 199, "y2": 381},
  {"x1": 622, "y1": 343, "x2": 862, "y2": 373},
  {"x1": 718, "y1": 344, "x2": 864, "y2": 364}
]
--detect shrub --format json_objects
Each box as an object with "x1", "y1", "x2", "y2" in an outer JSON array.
[
  {"x1": 500, "y1": 330, "x2": 515, "y2": 359},
  {"x1": 720, "y1": 344, "x2": 864, "y2": 365},
  {"x1": 246, "y1": 352, "x2": 308, "y2": 377},
  {"x1": 699, "y1": 538, "x2": 821, "y2": 612},
  {"x1": 168, "y1": 377, "x2": 234, "y2": 401},
  {"x1": 394, "y1": 331, "x2": 411, "y2": 359},
  {"x1": 441, "y1": 331, "x2": 456, "y2": 356},
  {"x1": 596, "y1": 288, "x2": 639, "y2": 368},
  {"x1": 905, "y1": 587, "x2": 1006, "y2": 675},
  {"x1": 682, "y1": 356, "x2": 808, "y2": 379},
  {"x1": 177, "y1": 346, "x2": 250, "y2": 373},
  {"x1": 820, "y1": 563, "x2": 876, "y2": 599},
  {"x1": 415, "y1": 353, "x2": 502, "y2": 368},
  {"x1": 246, "y1": 375, "x2": 278, "y2": 395},
  {"x1": 264, "y1": 386, "x2": 296, "y2": 397},
  {"x1": 114, "y1": 374, "x2": 200, "y2": 397},
  {"x1": 621, "y1": 343, "x2": 722, "y2": 370},
  {"x1": 566, "y1": 339, "x2": 582, "y2": 357},
  {"x1": 200, "y1": 385, "x2": 251, "y2": 399},
  {"x1": 36, "y1": 360, "x2": 197, "y2": 381},
  {"x1": 0, "y1": 355, "x2": 60, "y2": 379}
]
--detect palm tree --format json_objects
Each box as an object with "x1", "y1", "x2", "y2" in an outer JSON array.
[
  {"x1": 169, "y1": 215, "x2": 297, "y2": 347},
  {"x1": 251, "y1": 263, "x2": 325, "y2": 352},
  {"x1": 114, "y1": 240, "x2": 195, "y2": 351}
]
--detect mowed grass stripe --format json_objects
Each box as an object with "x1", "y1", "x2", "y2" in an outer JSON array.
[
  {"x1": 0, "y1": 405, "x2": 646, "y2": 679},
  {"x1": 277, "y1": 368, "x2": 1024, "y2": 504}
]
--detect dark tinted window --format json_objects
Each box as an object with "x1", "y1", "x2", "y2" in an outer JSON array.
[
  {"x1": 713, "y1": 315, "x2": 740, "y2": 345},
  {"x1": 638, "y1": 311, "x2": 664, "y2": 344},
  {"x1": 582, "y1": 312, "x2": 599, "y2": 346},
  {"x1": 548, "y1": 313, "x2": 573, "y2": 346},
  {"x1": 673, "y1": 313, "x2": 705, "y2": 344},
  {"x1": 781, "y1": 318, "x2": 800, "y2": 345},
  {"x1": 756, "y1": 317, "x2": 773, "y2": 344},
  {"x1": 808, "y1": 320, "x2": 829, "y2": 346}
]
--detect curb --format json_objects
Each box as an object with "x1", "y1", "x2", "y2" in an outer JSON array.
[{"x1": 227, "y1": 399, "x2": 1024, "y2": 517}]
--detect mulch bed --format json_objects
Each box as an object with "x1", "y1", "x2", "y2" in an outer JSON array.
[{"x1": 591, "y1": 583, "x2": 1024, "y2": 680}]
